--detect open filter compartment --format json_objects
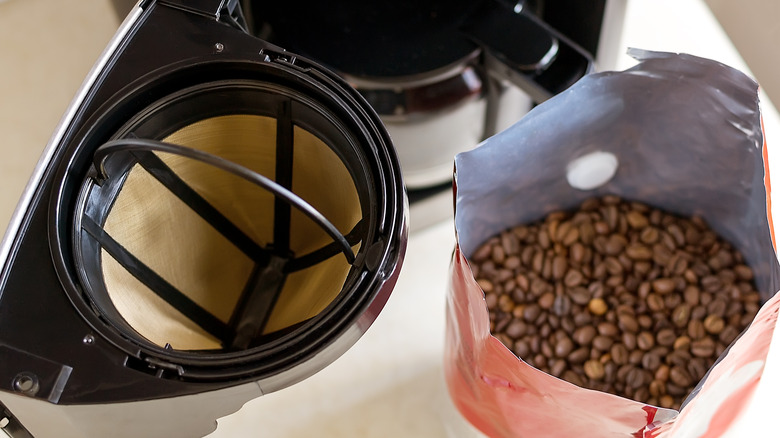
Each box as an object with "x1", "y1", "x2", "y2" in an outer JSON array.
[{"x1": 54, "y1": 71, "x2": 404, "y2": 372}]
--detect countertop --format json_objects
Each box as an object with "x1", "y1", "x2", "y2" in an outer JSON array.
[{"x1": 1, "y1": 1, "x2": 779, "y2": 437}]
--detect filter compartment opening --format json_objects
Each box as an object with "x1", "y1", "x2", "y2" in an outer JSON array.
[{"x1": 73, "y1": 82, "x2": 374, "y2": 355}]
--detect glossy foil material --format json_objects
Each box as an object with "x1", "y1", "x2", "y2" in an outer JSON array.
[{"x1": 446, "y1": 50, "x2": 780, "y2": 437}]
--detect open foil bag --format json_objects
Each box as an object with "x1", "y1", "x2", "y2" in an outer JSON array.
[{"x1": 446, "y1": 50, "x2": 780, "y2": 437}]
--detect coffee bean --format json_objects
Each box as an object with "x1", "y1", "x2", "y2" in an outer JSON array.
[
  {"x1": 605, "y1": 234, "x2": 627, "y2": 256},
  {"x1": 673, "y1": 335, "x2": 691, "y2": 351},
  {"x1": 505, "y1": 320, "x2": 527, "y2": 338},
  {"x1": 530, "y1": 336, "x2": 541, "y2": 353},
  {"x1": 532, "y1": 251, "x2": 544, "y2": 273},
  {"x1": 496, "y1": 333, "x2": 513, "y2": 349},
  {"x1": 667, "y1": 224, "x2": 685, "y2": 247},
  {"x1": 501, "y1": 231, "x2": 519, "y2": 253},
  {"x1": 584, "y1": 360, "x2": 606, "y2": 380},
  {"x1": 552, "y1": 256, "x2": 568, "y2": 280},
  {"x1": 651, "y1": 278, "x2": 676, "y2": 294},
  {"x1": 538, "y1": 292, "x2": 555, "y2": 309},
  {"x1": 665, "y1": 382, "x2": 687, "y2": 396},
  {"x1": 669, "y1": 366, "x2": 693, "y2": 387},
  {"x1": 515, "y1": 274, "x2": 530, "y2": 292},
  {"x1": 617, "y1": 312, "x2": 639, "y2": 333},
  {"x1": 498, "y1": 295, "x2": 514, "y2": 313},
  {"x1": 474, "y1": 196, "x2": 761, "y2": 410},
  {"x1": 567, "y1": 347, "x2": 590, "y2": 364},
  {"x1": 683, "y1": 269, "x2": 698, "y2": 284},
  {"x1": 603, "y1": 205, "x2": 619, "y2": 231},
  {"x1": 707, "y1": 299, "x2": 728, "y2": 319},
  {"x1": 573, "y1": 312, "x2": 592, "y2": 327},
  {"x1": 734, "y1": 264, "x2": 754, "y2": 281},
  {"x1": 626, "y1": 367, "x2": 647, "y2": 389},
  {"x1": 568, "y1": 287, "x2": 590, "y2": 305},
  {"x1": 561, "y1": 317, "x2": 576, "y2": 333},
  {"x1": 637, "y1": 314, "x2": 653, "y2": 330},
  {"x1": 719, "y1": 325, "x2": 740, "y2": 344},
  {"x1": 647, "y1": 293, "x2": 665, "y2": 312},
  {"x1": 691, "y1": 305, "x2": 707, "y2": 321},
  {"x1": 604, "y1": 257, "x2": 624, "y2": 275},
  {"x1": 610, "y1": 344, "x2": 629, "y2": 365},
  {"x1": 495, "y1": 313, "x2": 512, "y2": 332},
  {"x1": 551, "y1": 359, "x2": 567, "y2": 377},
  {"x1": 664, "y1": 290, "x2": 682, "y2": 309},
  {"x1": 622, "y1": 332, "x2": 637, "y2": 351},
  {"x1": 719, "y1": 269, "x2": 737, "y2": 286},
  {"x1": 588, "y1": 298, "x2": 608, "y2": 316},
  {"x1": 473, "y1": 241, "x2": 493, "y2": 261},
  {"x1": 642, "y1": 351, "x2": 662, "y2": 371},
  {"x1": 637, "y1": 332, "x2": 655, "y2": 351},
  {"x1": 649, "y1": 379, "x2": 666, "y2": 397},
  {"x1": 564, "y1": 270, "x2": 584, "y2": 287},
  {"x1": 492, "y1": 245, "x2": 506, "y2": 264},
  {"x1": 551, "y1": 295, "x2": 570, "y2": 316},
  {"x1": 513, "y1": 340, "x2": 531, "y2": 358},
  {"x1": 592, "y1": 335, "x2": 614, "y2": 352},
  {"x1": 477, "y1": 279, "x2": 494, "y2": 292},
  {"x1": 668, "y1": 254, "x2": 689, "y2": 276},
  {"x1": 691, "y1": 338, "x2": 716, "y2": 357},
  {"x1": 687, "y1": 358, "x2": 708, "y2": 381},
  {"x1": 667, "y1": 350, "x2": 692, "y2": 368},
  {"x1": 626, "y1": 244, "x2": 653, "y2": 260},
  {"x1": 554, "y1": 221, "x2": 572, "y2": 243},
  {"x1": 555, "y1": 336, "x2": 575, "y2": 358},
  {"x1": 671, "y1": 303, "x2": 691, "y2": 328},
  {"x1": 541, "y1": 341, "x2": 554, "y2": 359},
  {"x1": 653, "y1": 244, "x2": 673, "y2": 266},
  {"x1": 562, "y1": 227, "x2": 580, "y2": 246},
  {"x1": 640, "y1": 227, "x2": 660, "y2": 244},
  {"x1": 628, "y1": 349, "x2": 644, "y2": 365},
  {"x1": 660, "y1": 232, "x2": 677, "y2": 251},
  {"x1": 562, "y1": 370, "x2": 585, "y2": 387},
  {"x1": 626, "y1": 211, "x2": 649, "y2": 229},
  {"x1": 573, "y1": 326, "x2": 597, "y2": 346},
  {"x1": 701, "y1": 275, "x2": 722, "y2": 293},
  {"x1": 688, "y1": 319, "x2": 705, "y2": 339},
  {"x1": 597, "y1": 322, "x2": 620, "y2": 337},
  {"x1": 504, "y1": 256, "x2": 521, "y2": 270},
  {"x1": 703, "y1": 315, "x2": 725, "y2": 335},
  {"x1": 538, "y1": 229, "x2": 551, "y2": 249},
  {"x1": 656, "y1": 328, "x2": 677, "y2": 347}
]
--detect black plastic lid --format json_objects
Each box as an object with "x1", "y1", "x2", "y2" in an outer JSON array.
[{"x1": 258, "y1": 0, "x2": 501, "y2": 79}]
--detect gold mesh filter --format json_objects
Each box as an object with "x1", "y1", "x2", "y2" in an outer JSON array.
[{"x1": 99, "y1": 114, "x2": 361, "y2": 351}]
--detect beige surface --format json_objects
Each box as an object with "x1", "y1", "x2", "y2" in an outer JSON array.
[
  {"x1": 0, "y1": 0, "x2": 119, "y2": 230},
  {"x1": 1, "y1": 1, "x2": 780, "y2": 438},
  {"x1": 705, "y1": 0, "x2": 780, "y2": 115}
]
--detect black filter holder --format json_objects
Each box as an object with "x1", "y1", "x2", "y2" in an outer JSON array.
[{"x1": 0, "y1": 0, "x2": 405, "y2": 418}]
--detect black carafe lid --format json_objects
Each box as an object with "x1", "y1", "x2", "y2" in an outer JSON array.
[{"x1": 254, "y1": 0, "x2": 593, "y2": 101}]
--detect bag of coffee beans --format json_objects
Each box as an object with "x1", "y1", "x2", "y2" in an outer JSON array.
[{"x1": 445, "y1": 50, "x2": 780, "y2": 437}]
